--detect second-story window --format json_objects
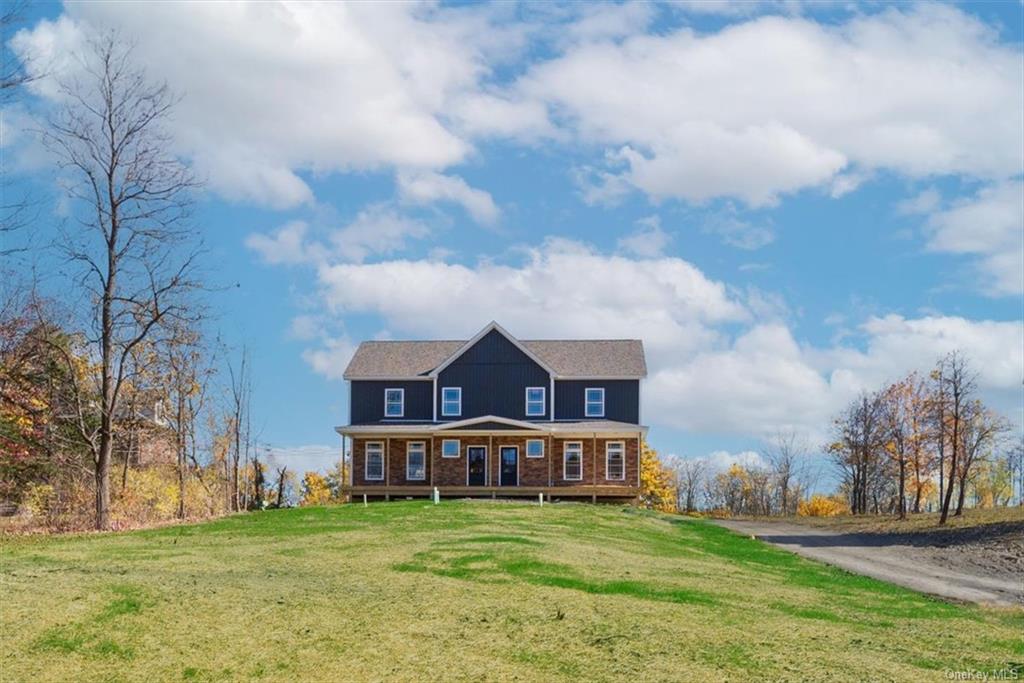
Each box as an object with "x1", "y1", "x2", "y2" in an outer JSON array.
[
  {"x1": 385, "y1": 388, "x2": 404, "y2": 417},
  {"x1": 442, "y1": 387, "x2": 462, "y2": 416},
  {"x1": 585, "y1": 387, "x2": 605, "y2": 417},
  {"x1": 525, "y1": 387, "x2": 546, "y2": 416}
]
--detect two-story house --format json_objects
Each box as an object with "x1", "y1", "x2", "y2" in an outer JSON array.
[{"x1": 336, "y1": 322, "x2": 647, "y2": 501}]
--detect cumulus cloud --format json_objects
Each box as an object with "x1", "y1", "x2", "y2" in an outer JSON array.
[
  {"x1": 922, "y1": 182, "x2": 1023, "y2": 296},
  {"x1": 616, "y1": 215, "x2": 672, "y2": 257},
  {"x1": 245, "y1": 221, "x2": 318, "y2": 265},
  {"x1": 246, "y1": 205, "x2": 430, "y2": 266},
  {"x1": 397, "y1": 171, "x2": 500, "y2": 226},
  {"x1": 301, "y1": 335, "x2": 358, "y2": 381},
  {"x1": 515, "y1": 4, "x2": 1023, "y2": 205},
  {"x1": 10, "y1": 3, "x2": 519, "y2": 208},
  {"x1": 702, "y1": 206, "x2": 775, "y2": 250}
]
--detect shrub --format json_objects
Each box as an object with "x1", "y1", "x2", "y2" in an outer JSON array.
[{"x1": 797, "y1": 494, "x2": 848, "y2": 517}]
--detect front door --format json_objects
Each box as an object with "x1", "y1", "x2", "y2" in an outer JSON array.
[
  {"x1": 499, "y1": 446, "x2": 518, "y2": 486},
  {"x1": 467, "y1": 446, "x2": 487, "y2": 486}
]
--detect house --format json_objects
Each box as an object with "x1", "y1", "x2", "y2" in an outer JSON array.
[{"x1": 336, "y1": 321, "x2": 647, "y2": 501}]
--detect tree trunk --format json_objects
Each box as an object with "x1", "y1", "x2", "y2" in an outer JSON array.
[
  {"x1": 898, "y1": 458, "x2": 906, "y2": 520},
  {"x1": 96, "y1": 430, "x2": 112, "y2": 530},
  {"x1": 955, "y1": 476, "x2": 968, "y2": 516}
]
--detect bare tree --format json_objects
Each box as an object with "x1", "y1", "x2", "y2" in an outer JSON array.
[
  {"x1": 227, "y1": 348, "x2": 253, "y2": 512},
  {"x1": 40, "y1": 33, "x2": 200, "y2": 529},
  {"x1": 954, "y1": 405, "x2": 1009, "y2": 516},
  {"x1": 829, "y1": 392, "x2": 886, "y2": 515},
  {"x1": 933, "y1": 352, "x2": 976, "y2": 525},
  {"x1": 1, "y1": 1, "x2": 45, "y2": 255},
  {"x1": 675, "y1": 458, "x2": 706, "y2": 513},
  {"x1": 763, "y1": 430, "x2": 808, "y2": 515}
]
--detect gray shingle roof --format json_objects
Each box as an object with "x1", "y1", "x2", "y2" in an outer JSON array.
[{"x1": 343, "y1": 338, "x2": 646, "y2": 379}]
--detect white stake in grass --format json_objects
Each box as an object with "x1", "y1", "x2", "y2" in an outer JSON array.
[{"x1": 433, "y1": 487, "x2": 440, "y2": 505}]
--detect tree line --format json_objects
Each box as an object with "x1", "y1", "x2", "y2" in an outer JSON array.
[
  {"x1": 0, "y1": 32, "x2": 328, "y2": 530},
  {"x1": 665, "y1": 351, "x2": 1019, "y2": 523},
  {"x1": 829, "y1": 351, "x2": 1017, "y2": 523}
]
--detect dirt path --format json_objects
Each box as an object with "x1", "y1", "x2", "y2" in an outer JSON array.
[{"x1": 713, "y1": 519, "x2": 1023, "y2": 607}]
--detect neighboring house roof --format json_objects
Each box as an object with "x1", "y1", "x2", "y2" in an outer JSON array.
[{"x1": 343, "y1": 324, "x2": 647, "y2": 379}]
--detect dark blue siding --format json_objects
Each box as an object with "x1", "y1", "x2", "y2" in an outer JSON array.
[
  {"x1": 554, "y1": 380, "x2": 639, "y2": 423},
  {"x1": 350, "y1": 380, "x2": 433, "y2": 424},
  {"x1": 437, "y1": 329, "x2": 551, "y2": 420}
]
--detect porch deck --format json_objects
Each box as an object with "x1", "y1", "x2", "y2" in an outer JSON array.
[{"x1": 343, "y1": 484, "x2": 639, "y2": 502}]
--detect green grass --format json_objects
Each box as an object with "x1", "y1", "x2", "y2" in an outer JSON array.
[{"x1": 1, "y1": 502, "x2": 1020, "y2": 682}]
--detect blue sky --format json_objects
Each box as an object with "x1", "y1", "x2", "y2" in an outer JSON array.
[{"x1": 4, "y1": 1, "x2": 1022, "y2": 479}]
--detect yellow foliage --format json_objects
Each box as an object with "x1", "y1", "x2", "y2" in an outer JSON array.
[
  {"x1": 797, "y1": 494, "x2": 848, "y2": 517},
  {"x1": 300, "y1": 471, "x2": 332, "y2": 507},
  {"x1": 639, "y1": 441, "x2": 677, "y2": 513}
]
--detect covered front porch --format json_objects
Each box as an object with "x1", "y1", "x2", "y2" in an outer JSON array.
[{"x1": 342, "y1": 484, "x2": 640, "y2": 503}]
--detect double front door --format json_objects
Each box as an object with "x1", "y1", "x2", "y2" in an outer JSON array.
[{"x1": 466, "y1": 446, "x2": 518, "y2": 486}]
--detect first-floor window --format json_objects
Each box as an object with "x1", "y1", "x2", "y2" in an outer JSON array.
[
  {"x1": 385, "y1": 388, "x2": 404, "y2": 417},
  {"x1": 606, "y1": 441, "x2": 625, "y2": 480},
  {"x1": 407, "y1": 442, "x2": 426, "y2": 481},
  {"x1": 365, "y1": 442, "x2": 384, "y2": 481},
  {"x1": 526, "y1": 439, "x2": 545, "y2": 458},
  {"x1": 563, "y1": 442, "x2": 583, "y2": 481},
  {"x1": 441, "y1": 439, "x2": 460, "y2": 458}
]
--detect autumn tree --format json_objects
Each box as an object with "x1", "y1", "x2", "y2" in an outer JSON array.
[
  {"x1": 639, "y1": 441, "x2": 676, "y2": 512},
  {"x1": 300, "y1": 471, "x2": 331, "y2": 507},
  {"x1": 40, "y1": 34, "x2": 200, "y2": 529},
  {"x1": 880, "y1": 374, "x2": 932, "y2": 519}
]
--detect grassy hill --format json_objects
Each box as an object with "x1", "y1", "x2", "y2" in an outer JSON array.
[{"x1": 2, "y1": 502, "x2": 1020, "y2": 681}]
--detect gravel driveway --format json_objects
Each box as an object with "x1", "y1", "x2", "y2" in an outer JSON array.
[{"x1": 713, "y1": 519, "x2": 1023, "y2": 607}]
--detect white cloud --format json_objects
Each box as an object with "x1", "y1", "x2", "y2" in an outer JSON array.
[
  {"x1": 246, "y1": 205, "x2": 430, "y2": 266},
  {"x1": 11, "y1": 4, "x2": 519, "y2": 208},
  {"x1": 244, "y1": 220, "x2": 316, "y2": 265},
  {"x1": 922, "y1": 181, "x2": 1023, "y2": 296},
  {"x1": 301, "y1": 335, "x2": 357, "y2": 381},
  {"x1": 397, "y1": 171, "x2": 500, "y2": 226},
  {"x1": 331, "y1": 204, "x2": 431, "y2": 263},
  {"x1": 617, "y1": 215, "x2": 672, "y2": 257},
  {"x1": 896, "y1": 187, "x2": 942, "y2": 215},
  {"x1": 314, "y1": 237, "x2": 747, "y2": 364},
  {"x1": 515, "y1": 4, "x2": 1023, "y2": 205},
  {"x1": 702, "y1": 206, "x2": 775, "y2": 250},
  {"x1": 263, "y1": 444, "x2": 340, "y2": 475}
]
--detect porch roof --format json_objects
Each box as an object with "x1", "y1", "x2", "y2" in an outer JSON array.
[{"x1": 335, "y1": 415, "x2": 647, "y2": 437}]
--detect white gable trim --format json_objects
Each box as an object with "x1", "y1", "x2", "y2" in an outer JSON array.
[
  {"x1": 436, "y1": 415, "x2": 546, "y2": 431},
  {"x1": 428, "y1": 321, "x2": 556, "y2": 378}
]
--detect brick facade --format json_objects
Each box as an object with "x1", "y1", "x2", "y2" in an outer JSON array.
[{"x1": 350, "y1": 435, "x2": 640, "y2": 489}]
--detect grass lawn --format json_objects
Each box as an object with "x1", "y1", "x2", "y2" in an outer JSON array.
[{"x1": 2, "y1": 502, "x2": 1021, "y2": 682}]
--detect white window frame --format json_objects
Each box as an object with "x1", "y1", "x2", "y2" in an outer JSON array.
[
  {"x1": 605, "y1": 441, "x2": 625, "y2": 481},
  {"x1": 563, "y1": 441, "x2": 583, "y2": 481},
  {"x1": 585, "y1": 387, "x2": 605, "y2": 418},
  {"x1": 441, "y1": 439, "x2": 461, "y2": 459},
  {"x1": 406, "y1": 441, "x2": 426, "y2": 481},
  {"x1": 384, "y1": 388, "x2": 404, "y2": 418},
  {"x1": 525, "y1": 438, "x2": 545, "y2": 458},
  {"x1": 365, "y1": 441, "x2": 384, "y2": 481},
  {"x1": 441, "y1": 387, "x2": 462, "y2": 417},
  {"x1": 525, "y1": 386, "x2": 546, "y2": 417}
]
